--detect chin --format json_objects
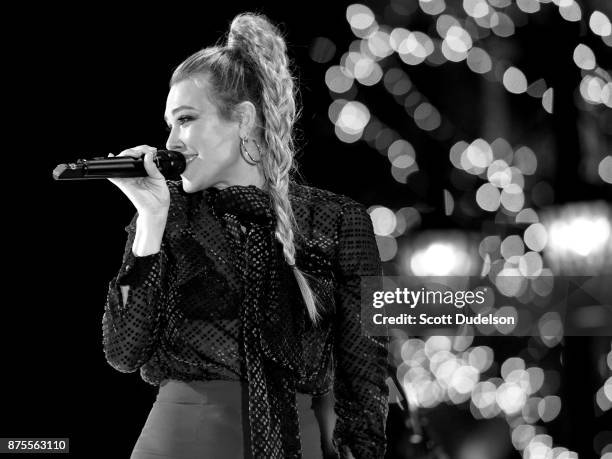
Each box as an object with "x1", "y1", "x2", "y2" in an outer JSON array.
[{"x1": 180, "y1": 178, "x2": 205, "y2": 194}]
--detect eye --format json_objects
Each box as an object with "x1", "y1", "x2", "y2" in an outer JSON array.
[{"x1": 178, "y1": 115, "x2": 195, "y2": 125}]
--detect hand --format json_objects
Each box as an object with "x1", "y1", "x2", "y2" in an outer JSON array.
[{"x1": 107, "y1": 145, "x2": 171, "y2": 217}]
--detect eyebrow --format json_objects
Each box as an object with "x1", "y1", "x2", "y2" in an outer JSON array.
[{"x1": 164, "y1": 105, "x2": 198, "y2": 123}]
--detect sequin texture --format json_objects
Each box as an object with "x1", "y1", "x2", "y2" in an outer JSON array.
[{"x1": 102, "y1": 181, "x2": 389, "y2": 458}]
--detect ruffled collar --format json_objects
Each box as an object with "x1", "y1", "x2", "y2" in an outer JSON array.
[{"x1": 205, "y1": 185, "x2": 275, "y2": 228}]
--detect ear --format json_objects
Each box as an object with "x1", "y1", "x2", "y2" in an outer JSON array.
[{"x1": 235, "y1": 101, "x2": 258, "y2": 138}]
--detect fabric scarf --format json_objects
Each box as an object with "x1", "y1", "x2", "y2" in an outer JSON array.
[{"x1": 206, "y1": 185, "x2": 305, "y2": 459}]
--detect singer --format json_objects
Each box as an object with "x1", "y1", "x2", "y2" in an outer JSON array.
[{"x1": 102, "y1": 12, "x2": 388, "y2": 459}]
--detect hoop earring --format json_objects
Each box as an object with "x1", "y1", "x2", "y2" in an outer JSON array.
[{"x1": 240, "y1": 137, "x2": 262, "y2": 165}]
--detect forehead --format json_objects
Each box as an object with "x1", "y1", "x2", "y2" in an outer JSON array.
[{"x1": 164, "y1": 77, "x2": 215, "y2": 118}]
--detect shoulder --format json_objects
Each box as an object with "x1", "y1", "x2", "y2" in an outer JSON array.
[{"x1": 289, "y1": 182, "x2": 369, "y2": 217}]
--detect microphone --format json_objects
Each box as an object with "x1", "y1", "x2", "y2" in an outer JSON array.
[{"x1": 52, "y1": 150, "x2": 186, "y2": 181}]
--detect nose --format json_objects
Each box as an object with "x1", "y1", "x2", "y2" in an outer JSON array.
[{"x1": 165, "y1": 126, "x2": 184, "y2": 152}]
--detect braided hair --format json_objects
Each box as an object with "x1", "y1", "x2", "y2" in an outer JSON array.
[{"x1": 170, "y1": 13, "x2": 320, "y2": 323}]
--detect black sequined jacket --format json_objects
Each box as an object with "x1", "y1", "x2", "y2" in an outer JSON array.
[{"x1": 102, "y1": 181, "x2": 389, "y2": 459}]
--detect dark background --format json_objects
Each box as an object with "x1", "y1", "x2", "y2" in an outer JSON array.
[{"x1": 2, "y1": 1, "x2": 611, "y2": 458}]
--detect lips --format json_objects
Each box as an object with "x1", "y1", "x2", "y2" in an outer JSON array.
[{"x1": 184, "y1": 154, "x2": 198, "y2": 164}]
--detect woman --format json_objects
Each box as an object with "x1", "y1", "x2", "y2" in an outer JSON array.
[{"x1": 102, "y1": 12, "x2": 389, "y2": 459}]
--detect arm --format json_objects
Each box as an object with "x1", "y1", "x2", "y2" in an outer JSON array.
[
  {"x1": 332, "y1": 203, "x2": 389, "y2": 459},
  {"x1": 101, "y1": 213, "x2": 172, "y2": 373}
]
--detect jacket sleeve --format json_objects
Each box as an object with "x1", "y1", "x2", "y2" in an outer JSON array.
[
  {"x1": 101, "y1": 213, "x2": 172, "y2": 373},
  {"x1": 332, "y1": 202, "x2": 389, "y2": 459}
]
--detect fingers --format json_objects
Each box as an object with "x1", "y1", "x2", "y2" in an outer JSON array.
[
  {"x1": 116, "y1": 145, "x2": 157, "y2": 158},
  {"x1": 143, "y1": 151, "x2": 165, "y2": 180}
]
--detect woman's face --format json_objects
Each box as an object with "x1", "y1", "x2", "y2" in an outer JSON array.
[{"x1": 164, "y1": 77, "x2": 256, "y2": 192}]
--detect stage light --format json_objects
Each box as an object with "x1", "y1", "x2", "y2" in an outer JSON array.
[
  {"x1": 467, "y1": 46, "x2": 492, "y2": 74},
  {"x1": 476, "y1": 183, "x2": 501, "y2": 211},
  {"x1": 573, "y1": 43, "x2": 596, "y2": 70},
  {"x1": 558, "y1": 0, "x2": 581, "y2": 22},
  {"x1": 369, "y1": 205, "x2": 397, "y2": 236},
  {"x1": 542, "y1": 88, "x2": 553, "y2": 113},
  {"x1": 513, "y1": 146, "x2": 538, "y2": 175},
  {"x1": 503, "y1": 67, "x2": 528, "y2": 94},
  {"x1": 406, "y1": 234, "x2": 479, "y2": 276},
  {"x1": 589, "y1": 11, "x2": 612, "y2": 37},
  {"x1": 524, "y1": 223, "x2": 548, "y2": 252}
]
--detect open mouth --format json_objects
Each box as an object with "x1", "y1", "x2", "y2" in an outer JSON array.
[{"x1": 184, "y1": 154, "x2": 198, "y2": 164}]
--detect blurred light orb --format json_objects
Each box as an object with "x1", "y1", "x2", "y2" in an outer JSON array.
[
  {"x1": 325, "y1": 66, "x2": 354, "y2": 93},
  {"x1": 336, "y1": 101, "x2": 370, "y2": 135},
  {"x1": 445, "y1": 25, "x2": 473, "y2": 53},
  {"x1": 389, "y1": 27, "x2": 410, "y2": 51},
  {"x1": 538, "y1": 312, "x2": 563, "y2": 345},
  {"x1": 491, "y1": 138, "x2": 514, "y2": 164},
  {"x1": 441, "y1": 38, "x2": 468, "y2": 62},
  {"x1": 599, "y1": 156, "x2": 612, "y2": 184},
  {"x1": 517, "y1": 0, "x2": 540, "y2": 13},
  {"x1": 414, "y1": 103, "x2": 442, "y2": 131},
  {"x1": 538, "y1": 395, "x2": 562, "y2": 422},
  {"x1": 466, "y1": 47, "x2": 492, "y2": 74},
  {"x1": 604, "y1": 376, "x2": 612, "y2": 401},
  {"x1": 488, "y1": 160, "x2": 512, "y2": 188},
  {"x1": 310, "y1": 37, "x2": 337, "y2": 64},
  {"x1": 472, "y1": 381, "x2": 497, "y2": 409},
  {"x1": 419, "y1": 0, "x2": 446, "y2": 16},
  {"x1": 526, "y1": 367, "x2": 545, "y2": 394},
  {"x1": 491, "y1": 12, "x2": 515, "y2": 37},
  {"x1": 501, "y1": 235, "x2": 525, "y2": 259},
  {"x1": 375, "y1": 235, "x2": 398, "y2": 261},
  {"x1": 391, "y1": 155, "x2": 416, "y2": 169},
  {"x1": 367, "y1": 30, "x2": 393, "y2": 58},
  {"x1": 463, "y1": 0, "x2": 489, "y2": 18},
  {"x1": 511, "y1": 424, "x2": 536, "y2": 451},
  {"x1": 524, "y1": 223, "x2": 548, "y2": 252},
  {"x1": 328, "y1": 99, "x2": 347, "y2": 124},
  {"x1": 590, "y1": 11, "x2": 612, "y2": 37},
  {"x1": 503, "y1": 67, "x2": 528, "y2": 94},
  {"x1": 468, "y1": 346, "x2": 494, "y2": 372},
  {"x1": 527, "y1": 78, "x2": 548, "y2": 98},
  {"x1": 466, "y1": 138, "x2": 493, "y2": 168},
  {"x1": 580, "y1": 75, "x2": 606, "y2": 104},
  {"x1": 573, "y1": 44, "x2": 596, "y2": 70},
  {"x1": 488, "y1": 0, "x2": 511, "y2": 7},
  {"x1": 501, "y1": 184, "x2": 525, "y2": 212},
  {"x1": 542, "y1": 88, "x2": 554, "y2": 113},
  {"x1": 479, "y1": 235, "x2": 501, "y2": 258},
  {"x1": 559, "y1": 0, "x2": 582, "y2": 22},
  {"x1": 410, "y1": 242, "x2": 474, "y2": 276},
  {"x1": 601, "y1": 83, "x2": 612, "y2": 108},
  {"x1": 398, "y1": 31, "x2": 434, "y2": 65},
  {"x1": 346, "y1": 4, "x2": 377, "y2": 37},
  {"x1": 395, "y1": 207, "x2": 421, "y2": 234},
  {"x1": 495, "y1": 268, "x2": 526, "y2": 297},
  {"x1": 513, "y1": 146, "x2": 538, "y2": 175},
  {"x1": 370, "y1": 206, "x2": 397, "y2": 236},
  {"x1": 383, "y1": 68, "x2": 412, "y2": 95},
  {"x1": 516, "y1": 208, "x2": 539, "y2": 224},
  {"x1": 509, "y1": 167, "x2": 525, "y2": 190},
  {"x1": 450, "y1": 141, "x2": 469, "y2": 169},
  {"x1": 496, "y1": 382, "x2": 527, "y2": 415},
  {"x1": 476, "y1": 183, "x2": 501, "y2": 212},
  {"x1": 519, "y1": 251, "x2": 544, "y2": 278},
  {"x1": 547, "y1": 215, "x2": 611, "y2": 257},
  {"x1": 436, "y1": 14, "x2": 460, "y2": 37},
  {"x1": 388, "y1": 139, "x2": 415, "y2": 161},
  {"x1": 355, "y1": 59, "x2": 383, "y2": 86}
]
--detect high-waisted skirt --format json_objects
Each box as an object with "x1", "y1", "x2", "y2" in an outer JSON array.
[{"x1": 130, "y1": 379, "x2": 331, "y2": 459}]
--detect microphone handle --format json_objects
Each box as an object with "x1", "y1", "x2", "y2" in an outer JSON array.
[{"x1": 53, "y1": 150, "x2": 186, "y2": 181}]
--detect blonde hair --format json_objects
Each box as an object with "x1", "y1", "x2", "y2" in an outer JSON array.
[{"x1": 170, "y1": 13, "x2": 320, "y2": 323}]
